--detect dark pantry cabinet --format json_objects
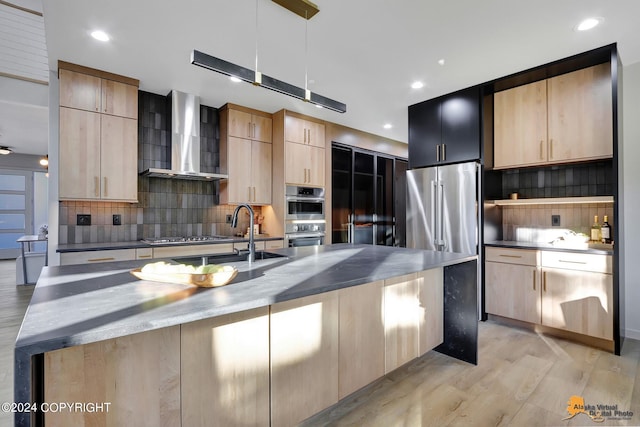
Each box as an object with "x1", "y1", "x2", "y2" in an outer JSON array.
[{"x1": 408, "y1": 86, "x2": 481, "y2": 169}]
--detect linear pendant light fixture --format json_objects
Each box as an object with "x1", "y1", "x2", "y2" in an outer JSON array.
[{"x1": 190, "y1": 0, "x2": 346, "y2": 113}]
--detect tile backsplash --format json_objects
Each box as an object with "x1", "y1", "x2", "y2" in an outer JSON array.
[{"x1": 502, "y1": 203, "x2": 614, "y2": 242}]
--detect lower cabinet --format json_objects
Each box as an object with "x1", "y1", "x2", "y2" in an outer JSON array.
[
  {"x1": 44, "y1": 326, "x2": 181, "y2": 427},
  {"x1": 59, "y1": 248, "x2": 136, "y2": 265},
  {"x1": 485, "y1": 246, "x2": 613, "y2": 342},
  {"x1": 270, "y1": 291, "x2": 340, "y2": 427},
  {"x1": 384, "y1": 273, "x2": 420, "y2": 373},
  {"x1": 181, "y1": 307, "x2": 270, "y2": 427},
  {"x1": 338, "y1": 280, "x2": 385, "y2": 399},
  {"x1": 418, "y1": 268, "x2": 444, "y2": 354}
]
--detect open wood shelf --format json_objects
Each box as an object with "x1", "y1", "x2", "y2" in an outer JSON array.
[{"x1": 488, "y1": 196, "x2": 614, "y2": 206}]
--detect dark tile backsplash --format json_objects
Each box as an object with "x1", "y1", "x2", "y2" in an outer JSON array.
[
  {"x1": 60, "y1": 90, "x2": 257, "y2": 244},
  {"x1": 501, "y1": 161, "x2": 613, "y2": 199}
]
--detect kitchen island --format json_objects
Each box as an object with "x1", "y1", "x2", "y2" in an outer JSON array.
[{"x1": 15, "y1": 244, "x2": 476, "y2": 427}]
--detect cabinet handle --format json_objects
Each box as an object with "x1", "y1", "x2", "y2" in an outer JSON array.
[
  {"x1": 138, "y1": 255, "x2": 152, "y2": 259},
  {"x1": 540, "y1": 140, "x2": 544, "y2": 160},
  {"x1": 253, "y1": 187, "x2": 256, "y2": 201},
  {"x1": 248, "y1": 186, "x2": 252, "y2": 201},
  {"x1": 103, "y1": 177, "x2": 108, "y2": 197},
  {"x1": 103, "y1": 88, "x2": 107, "y2": 113},
  {"x1": 499, "y1": 254, "x2": 522, "y2": 258},
  {"x1": 248, "y1": 123, "x2": 252, "y2": 138},
  {"x1": 95, "y1": 87, "x2": 100, "y2": 111},
  {"x1": 549, "y1": 139, "x2": 553, "y2": 159},
  {"x1": 442, "y1": 143, "x2": 446, "y2": 161},
  {"x1": 94, "y1": 176, "x2": 99, "y2": 197},
  {"x1": 543, "y1": 271, "x2": 547, "y2": 292},
  {"x1": 253, "y1": 123, "x2": 256, "y2": 139},
  {"x1": 559, "y1": 259, "x2": 587, "y2": 265},
  {"x1": 532, "y1": 270, "x2": 536, "y2": 291},
  {"x1": 307, "y1": 128, "x2": 311, "y2": 144},
  {"x1": 88, "y1": 257, "x2": 115, "y2": 262},
  {"x1": 436, "y1": 144, "x2": 440, "y2": 162},
  {"x1": 304, "y1": 128, "x2": 308, "y2": 144}
]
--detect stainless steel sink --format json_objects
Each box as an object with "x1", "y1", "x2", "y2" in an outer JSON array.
[{"x1": 175, "y1": 251, "x2": 287, "y2": 266}]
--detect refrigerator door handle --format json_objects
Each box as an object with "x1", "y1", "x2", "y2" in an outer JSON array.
[
  {"x1": 437, "y1": 181, "x2": 446, "y2": 249},
  {"x1": 431, "y1": 180, "x2": 437, "y2": 247}
]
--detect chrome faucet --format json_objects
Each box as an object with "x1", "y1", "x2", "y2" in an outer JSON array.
[{"x1": 231, "y1": 204, "x2": 255, "y2": 263}]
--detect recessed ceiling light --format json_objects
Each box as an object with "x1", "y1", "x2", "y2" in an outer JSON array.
[
  {"x1": 90, "y1": 30, "x2": 110, "y2": 42},
  {"x1": 411, "y1": 81, "x2": 424, "y2": 89},
  {"x1": 383, "y1": 123, "x2": 392, "y2": 129},
  {"x1": 229, "y1": 76, "x2": 242, "y2": 83},
  {"x1": 0, "y1": 146, "x2": 12, "y2": 155},
  {"x1": 438, "y1": 59, "x2": 445, "y2": 66},
  {"x1": 39, "y1": 156, "x2": 49, "y2": 166},
  {"x1": 575, "y1": 17, "x2": 602, "y2": 31}
]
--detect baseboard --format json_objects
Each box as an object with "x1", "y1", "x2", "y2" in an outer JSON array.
[{"x1": 624, "y1": 327, "x2": 640, "y2": 340}]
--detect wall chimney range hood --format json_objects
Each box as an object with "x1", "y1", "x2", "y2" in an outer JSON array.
[{"x1": 141, "y1": 90, "x2": 228, "y2": 181}]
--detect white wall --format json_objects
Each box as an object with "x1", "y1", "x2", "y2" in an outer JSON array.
[{"x1": 622, "y1": 61, "x2": 640, "y2": 340}]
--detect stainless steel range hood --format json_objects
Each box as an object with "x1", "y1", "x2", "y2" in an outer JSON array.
[{"x1": 141, "y1": 90, "x2": 228, "y2": 181}]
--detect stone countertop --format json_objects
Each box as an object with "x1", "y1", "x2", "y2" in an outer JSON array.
[
  {"x1": 56, "y1": 235, "x2": 284, "y2": 252},
  {"x1": 17, "y1": 244, "x2": 475, "y2": 353},
  {"x1": 14, "y1": 244, "x2": 475, "y2": 422},
  {"x1": 485, "y1": 240, "x2": 614, "y2": 255}
]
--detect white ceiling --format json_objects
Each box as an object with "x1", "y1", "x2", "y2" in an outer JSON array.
[{"x1": 3, "y1": 0, "x2": 640, "y2": 156}]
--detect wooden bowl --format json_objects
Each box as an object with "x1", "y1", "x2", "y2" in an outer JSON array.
[{"x1": 130, "y1": 267, "x2": 238, "y2": 288}]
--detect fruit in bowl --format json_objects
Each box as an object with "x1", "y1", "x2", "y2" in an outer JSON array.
[{"x1": 134, "y1": 261, "x2": 238, "y2": 287}]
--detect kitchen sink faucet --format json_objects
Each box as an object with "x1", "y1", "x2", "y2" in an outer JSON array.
[{"x1": 231, "y1": 204, "x2": 255, "y2": 263}]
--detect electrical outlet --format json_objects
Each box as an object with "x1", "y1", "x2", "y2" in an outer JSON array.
[
  {"x1": 113, "y1": 214, "x2": 122, "y2": 226},
  {"x1": 552, "y1": 215, "x2": 561, "y2": 226},
  {"x1": 77, "y1": 214, "x2": 91, "y2": 226},
  {"x1": 226, "y1": 214, "x2": 232, "y2": 224}
]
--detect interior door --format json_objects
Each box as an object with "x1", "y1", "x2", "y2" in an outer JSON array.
[
  {"x1": 331, "y1": 146, "x2": 352, "y2": 244},
  {"x1": 394, "y1": 160, "x2": 408, "y2": 247},
  {"x1": 375, "y1": 156, "x2": 394, "y2": 246}
]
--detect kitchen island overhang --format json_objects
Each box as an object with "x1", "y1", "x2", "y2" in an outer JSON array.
[{"x1": 14, "y1": 244, "x2": 477, "y2": 426}]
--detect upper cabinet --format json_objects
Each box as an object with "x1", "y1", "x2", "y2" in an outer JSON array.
[
  {"x1": 59, "y1": 68, "x2": 138, "y2": 119},
  {"x1": 220, "y1": 104, "x2": 273, "y2": 205},
  {"x1": 58, "y1": 63, "x2": 139, "y2": 202},
  {"x1": 285, "y1": 115, "x2": 325, "y2": 148},
  {"x1": 228, "y1": 108, "x2": 272, "y2": 143},
  {"x1": 408, "y1": 86, "x2": 481, "y2": 169},
  {"x1": 494, "y1": 63, "x2": 612, "y2": 169}
]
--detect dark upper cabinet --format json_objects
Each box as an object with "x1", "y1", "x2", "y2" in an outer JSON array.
[{"x1": 408, "y1": 86, "x2": 481, "y2": 169}]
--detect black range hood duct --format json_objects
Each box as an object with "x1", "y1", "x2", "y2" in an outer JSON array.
[{"x1": 141, "y1": 90, "x2": 228, "y2": 181}]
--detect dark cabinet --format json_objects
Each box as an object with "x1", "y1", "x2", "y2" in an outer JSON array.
[
  {"x1": 408, "y1": 86, "x2": 481, "y2": 169},
  {"x1": 332, "y1": 144, "x2": 406, "y2": 247}
]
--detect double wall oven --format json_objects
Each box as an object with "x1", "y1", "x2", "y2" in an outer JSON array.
[{"x1": 285, "y1": 185, "x2": 325, "y2": 247}]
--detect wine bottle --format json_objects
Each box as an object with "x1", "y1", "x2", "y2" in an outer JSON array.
[
  {"x1": 601, "y1": 215, "x2": 612, "y2": 244},
  {"x1": 590, "y1": 215, "x2": 601, "y2": 242}
]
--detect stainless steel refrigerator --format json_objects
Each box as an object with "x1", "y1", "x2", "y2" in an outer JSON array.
[{"x1": 406, "y1": 161, "x2": 479, "y2": 255}]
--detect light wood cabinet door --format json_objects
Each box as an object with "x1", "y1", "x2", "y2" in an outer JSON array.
[
  {"x1": 547, "y1": 63, "x2": 613, "y2": 163},
  {"x1": 494, "y1": 80, "x2": 548, "y2": 168},
  {"x1": 100, "y1": 115, "x2": 138, "y2": 201},
  {"x1": 251, "y1": 140, "x2": 272, "y2": 204},
  {"x1": 418, "y1": 268, "x2": 444, "y2": 355},
  {"x1": 338, "y1": 280, "x2": 385, "y2": 399},
  {"x1": 384, "y1": 273, "x2": 419, "y2": 373},
  {"x1": 541, "y1": 268, "x2": 613, "y2": 340},
  {"x1": 252, "y1": 114, "x2": 272, "y2": 143},
  {"x1": 270, "y1": 291, "x2": 339, "y2": 427},
  {"x1": 285, "y1": 142, "x2": 325, "y2": 187},
  {"x1": 181, "y1": 308, "x2": 270, "y2": 427},
  {"x1": 44, "y1": 326, "x2": 181, "y2": 427},
  {"x1": 101, "y1": 79, "x2": 138, "y2": 119},
  {"x1": 59, "y1": 249, "x2": 136, "y2": 265},
  {"x1": 59, "y1": 68, "x2": 101, "y2": 112},
  {"x1": 59, "y1": 107, "x2": 101, "y2": 199},
  {"x1": 225, "y1": 137, "x2": 253, "y2": 203},
  {"x1": 228, "y1": 109, "x2": 253, "y2": 139},
  {"x1": 285, "y1": 115, "x2": 325, "y2": 148},
  {"x1": 485, "y1": 261, "x2": 541, "y2": 324}
]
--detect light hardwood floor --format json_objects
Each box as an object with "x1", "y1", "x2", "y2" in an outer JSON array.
[
  {"x1": 1, "y1": 259, "x2": 639, "y2": 427},
  {"x1": 0, "y1": 260, "x2": 35, "y2": 427}
]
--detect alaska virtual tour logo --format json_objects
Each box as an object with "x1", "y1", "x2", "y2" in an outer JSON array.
[{"x1": 563, "y1": 395, "x2": 634, "y2": 423}]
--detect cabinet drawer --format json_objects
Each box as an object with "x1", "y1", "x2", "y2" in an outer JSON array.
[
  {"x1": 264, "y1": 239, "x2": 284, "y2": 249},
  {"x1": 60, "y1": 249, "x2": 136, "y2": 265},
  {"x1": 541, "y1": 251, "x2": 612, "y2": 274},
  {"x1": 485, "y1": 247, "x2": 539, "y2": 266},
  {"x1": 153, "y1": 243, "x2": 234, "y2": 259},
  {"x1": 135, "y1": 248, "x2": 153, "y2": 260}
]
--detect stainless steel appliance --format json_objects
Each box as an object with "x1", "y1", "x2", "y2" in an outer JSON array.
[
  {"x1": 406, "y1": 161, "x2": 479, "y2": 254},
  {"x1": 285, "y1": 220, "x2": 325, "y2": 247},
  {"x1": 285, "y1": 185, "x2": 325, "y2": 220},
  {"x1": 141, "y1": 235, "x2": 232, "y2": 244}
]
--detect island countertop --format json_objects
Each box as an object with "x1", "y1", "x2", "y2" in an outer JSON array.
[
  {"x1": 14, "y1": 244, "x2": 476, "y2": 425},
  {"x1": 16, "y1": 244, "x2": 475, "y2": 353}
]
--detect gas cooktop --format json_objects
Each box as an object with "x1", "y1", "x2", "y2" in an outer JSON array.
[{"x1": 141, "y1": 235, "x2": 233, "y2": 244}]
